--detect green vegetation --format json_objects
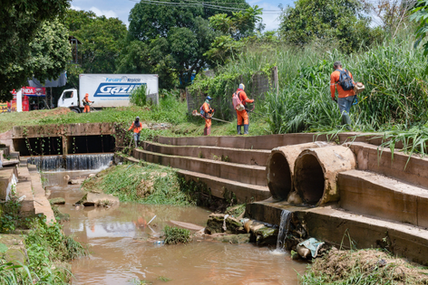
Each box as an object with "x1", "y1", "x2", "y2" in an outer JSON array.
[
  {"x1": 163, "y1": 226, "x2": 191, "y2": 245},
  {"x1": 130, "y1": 84, "x2": 148, "y2": 107},
  {"x1": 278, "y1": 0, "x2": 383, "y2": 53},
  {"x1": 0, "y1": 0, "x2": 70, "y2": 102},
  {"x1": 0, "y1": 194, "x2": 86, "y2": 284},
  {"x1": 82, "y1": 163, "x2": 195, "y2": 206}
]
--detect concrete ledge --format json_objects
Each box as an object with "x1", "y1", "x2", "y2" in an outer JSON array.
[
  {"x1": 349, "y1": 142, "x2": 428, "y2": 189},
  {"x1": 338, "y1": 170, "x2": 428, "y2": 228},
  {"x1": 299, "y1": 206, "x2": 428, "y2": 265},
  {"x1": 158, "y1": 133, "x2": 388, "y2": 150},
  {"x1": 0, "y1": 168, "x2": 15, "y2": 200},
  {"x1": 246, "y1": 198, "x2": 310, "y2": 225},
  {"x1": 12, "y1": 122, "x2": 115, "y2": 139},
  {"x1": 133, "y1": 149, "x2": 267, "y2": 186},
  {"x1": 143, "y1": 141, "x2": 270, "y2": 166},
  {"x1": 28, "y1": 168, "x2": 55, "y2": 223},
  {"x1": 16, "y1": 166, "x2": 35, "y2": 216},
  {"x1": 177, "y1": 169, "x2": 271, "y2": 203}
]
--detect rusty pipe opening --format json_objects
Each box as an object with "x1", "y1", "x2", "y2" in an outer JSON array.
[
  {"x1": 294, "y1": 153, "x2": 325, "y2": 205},
  {"x1": 267, "y1": 152, "x2": 292, "y2": 200}
]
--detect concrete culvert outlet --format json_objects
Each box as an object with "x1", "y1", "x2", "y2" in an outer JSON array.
[
  {"x1": 266, "y1": 142, "x2": 334, "y2": 201},
  {"x1": 267, "y1": 152, "x2": 291, "y2": 200},
  {"x1": 294, "y1": 146, "x2": 356, "y2": 205}
]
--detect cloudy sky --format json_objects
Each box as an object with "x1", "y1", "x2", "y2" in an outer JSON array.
[{"x1": 70, "y1": 0, "x2": 295, "y2": 31}]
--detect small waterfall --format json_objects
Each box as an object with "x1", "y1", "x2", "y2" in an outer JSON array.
[
  {"x1": 66, "y1": 154, "x2": 113, "y2": 170},
  {"x1": 28, "y1": 155, "x2": 64, "y2": 171},
  {"x1": 276, "y1": 210, "x2": 292, "y2": 251},
  {"x1": 28, "y1": 153, "x2": 113, "y2": 171}
]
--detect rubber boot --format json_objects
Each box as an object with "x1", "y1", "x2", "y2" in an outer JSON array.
[
  {"x1": 341, "y1": 113, "x2": 352, "y2": 131},
  {"x1": 203, "y1": 127, "x2": 207, "y2": 136},
  {"x1": 206, "y1": 127, "x2": 211, "y2": 136},
  {"x1": 244, "y1": 124, "x2": 249, "y2": 135},
  {"x1": 237, "y1": 125, "x2": 242, "y2": 135}
]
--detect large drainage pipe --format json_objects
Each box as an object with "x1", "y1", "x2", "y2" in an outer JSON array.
[
  {"x1": 266, "y1": 142, "x2": 333, "y2": 201},
  {"x1": 294, "y1": 146, "x2": 356, "y2": 205}
]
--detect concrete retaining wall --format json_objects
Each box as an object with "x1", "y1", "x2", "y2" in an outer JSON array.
[{"x1": 133, "y1": 149, "x2": 267, "y2": 186}]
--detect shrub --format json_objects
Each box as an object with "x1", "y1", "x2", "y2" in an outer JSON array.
[
  {"x1": 130, "y1": 84, "x2": 147, "y2": 107},
  {"x1": 163, "y1": 226, "x2": 191, "y2": 245}
]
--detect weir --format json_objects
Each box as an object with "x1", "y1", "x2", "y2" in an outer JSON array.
[{"x1": 28, "y1": 153, "x2": 113, "y2": 171}]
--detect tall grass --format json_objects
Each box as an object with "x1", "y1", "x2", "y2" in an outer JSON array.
[
  {"x1": 264, "y1": 31, "x2": 428, "y2": 134},
  {"x1": 84, "y1": 163, "x2": 195, "y2": 206}
]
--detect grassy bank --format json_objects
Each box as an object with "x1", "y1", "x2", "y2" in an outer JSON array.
[
  {"x1": 82, "y1": 163, "x2": 195, "y2": 206},
  {"x1": 0, "y1": 95, "x2": 269, "y2": 137},
  {"x1": 0, "y1": 198, "x2": 86, "y2": 284},
  {"x1": 301, "y1": 248, "x2": 428, "y2": 284}
]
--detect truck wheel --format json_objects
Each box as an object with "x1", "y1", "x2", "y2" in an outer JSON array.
[{"x1": 71, "y1": 108, "x2": 80, "y2": 114}]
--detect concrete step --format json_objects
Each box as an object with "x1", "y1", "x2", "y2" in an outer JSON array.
[
  {"x1": 121, "y1": 155, "x2": 271, "y2": 202},
  {"x1": 2, "y1": 159, "x2": 20, "y2": 167},
  {"x1": 28, "y1": 165, "x2": 55, "y2": 223},
  {"x1": 157, "y1": 133, "x2": 389, "y2": 150},
  {"x1": 177, "y1": 169, "x2": 271, "y2": 203},
  {"x1": 0, "y1": 168, "x2": 16, "y2": 200},
  {"x1": 133, "y1": 148, "x2": 267, "y2": 186},
  {"x1": 338, "y1": 169, "x2": 428, "y2": 228},
  {"x1": 142, "y1": 141, "x2": 270, "y2": 166},
  {"x1": 16, "y1": 166, "x2": 35, "y2": 216},
  {"x1": 300, "y1": 206, "x2": 428, "y2": 264},
  {"x1": 348, "y1": 142, "x2": 428, "y2": 189}
]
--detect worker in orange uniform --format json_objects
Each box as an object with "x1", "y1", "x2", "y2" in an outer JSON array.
[
  {"x1": 202, "y1": 96, "x2": 214, "y2": 136},
  {"x1": 83, "y1": 93, "x2": 94, "y2": 113},
  {"x1": 128, "y1": 116, "x2": 143, "y2": 147},
  {"x1": 235, "y1": 83, "x2": 254, "y2": 135},
  {"x1": 330, "y1": 61, "x2": 356, "y2": 129}
]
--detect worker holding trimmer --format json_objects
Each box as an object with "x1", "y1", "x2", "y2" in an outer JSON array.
[
  {"x1": 330, "y1": 61, "x2": 356, "y2": 129},
  {"x1": 83, "y1": 93, "x2": 94, "y2": 113},
  {"x1": 201, "y1": 96, "x2": 214, "y2": 136},
  {"x1": 235, "y1": 83, "x2": 254, "y2": 135},
  {"x1": 128, "y1": 116, "x2": 143, "y2": 147}
]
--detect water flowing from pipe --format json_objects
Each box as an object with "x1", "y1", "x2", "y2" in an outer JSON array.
[{"x1": 276, "y1": 209, "x2": 292, "y2": 251}]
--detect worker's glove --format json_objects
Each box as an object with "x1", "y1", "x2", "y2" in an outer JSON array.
[{"x1": 332, "y1": 98, "x2": 337, "y2": 103}]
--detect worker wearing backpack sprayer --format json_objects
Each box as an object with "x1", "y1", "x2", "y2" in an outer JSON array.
[
  {"x1": 233, "y1": 83, "x2": 254, "y2": 135},
  {"x1": 201, "y1": 96, "x2": 215, "y2": 135},
  {"x1": 330, "y1": 61, "x2": 357, "y2": 129}
]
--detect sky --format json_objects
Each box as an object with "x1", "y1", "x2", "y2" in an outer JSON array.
[{"x1": 70, "y1": 0, "x2": 295, "y2": 31}]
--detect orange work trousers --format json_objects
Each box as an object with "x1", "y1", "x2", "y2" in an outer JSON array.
[
  {"x1": 205, "y1": 118, "x2": 212, "y2": 128},
  {"x1": 236, "y1": 109, "x2": 249, "y2": 125},
  {"x1": 83, "y1": 105, "x2": 90, "y2": 113}
]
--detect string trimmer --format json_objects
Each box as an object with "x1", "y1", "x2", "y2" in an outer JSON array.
[{"x1": 192, "y1": 110, "x2": 231, "y2": 123}]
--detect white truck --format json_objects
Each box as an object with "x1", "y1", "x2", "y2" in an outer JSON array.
[{"x1": 57, "y1": 74, "x2": 159, "y2": 113}]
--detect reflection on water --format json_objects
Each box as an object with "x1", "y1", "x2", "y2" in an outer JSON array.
[{"x1": 46, "y1": 171, "x2": 307, "y2": 285}]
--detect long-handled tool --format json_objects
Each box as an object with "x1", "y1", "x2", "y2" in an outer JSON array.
[{"x1": 192, "y1": 110, "x2": 231, "y2": 123}]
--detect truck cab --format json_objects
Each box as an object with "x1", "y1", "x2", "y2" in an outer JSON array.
[{"x1": 57, "y1": 89, "x2": 80, "y2": 112}]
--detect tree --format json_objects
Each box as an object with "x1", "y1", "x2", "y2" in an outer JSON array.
[
  {"x1": 278, "y1": 0, "x2": 383, "y2": 53},
  {"x1": 412, "y1": 0, "x2": 428, "y2": 71},
  {"x1": 127, "y1": 0, "x2": 249, "y2": 88},
  {"x1": 64, "y1": 9, "x2": 128, "y2": 74},
  {"x1": 205, "y1": 6, "x2": 264, "y2": 65},
  {"x1": 0, "y1": 0, "x2": 70, "y2": 102},
  {"x1": 29, "y1": 19, "x2": 71, "y2": 83},
  {"x1": 365, "y1": 0, "x2": 417, "y2": 37}
]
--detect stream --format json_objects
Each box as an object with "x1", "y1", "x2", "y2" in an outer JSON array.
[{"x1": 43, "y1": 170, "x2": 307, "y2": 285}]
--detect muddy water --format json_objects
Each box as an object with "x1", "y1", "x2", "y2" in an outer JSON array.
[{"x1": 44, "y1": 171, "x2": 308, "y2": 285}]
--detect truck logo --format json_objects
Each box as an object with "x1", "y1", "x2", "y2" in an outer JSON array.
[
  {"x1": 105, "y1": 76, "x2": 142, "y2": 83},
  {"x1": 94, "y1": 83, "x2": 146, "y2": 97}
]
